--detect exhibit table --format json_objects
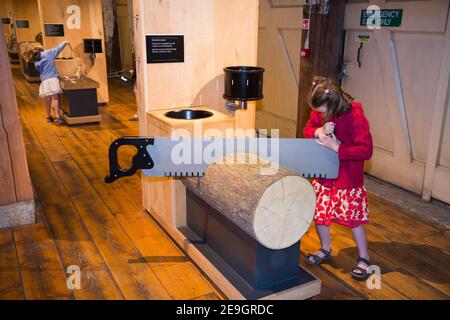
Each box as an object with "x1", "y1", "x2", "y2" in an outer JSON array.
[
  {"x1": 21, "y1": 59, "x2": 40, "y2": 82},
  {"x1": 59, "y1": 75, "x2": 101, "y2": 125},
  {"x1": 8, "y1": 49, "x2": 19, "y2": 64}
]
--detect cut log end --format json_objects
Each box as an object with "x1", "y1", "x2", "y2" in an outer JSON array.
[
  {"x1": 253, "y1": 175, "x2": 316, "y2": 250},
  {"x1": 183, "y1": 153, "x2": 317, "y2": 250}
]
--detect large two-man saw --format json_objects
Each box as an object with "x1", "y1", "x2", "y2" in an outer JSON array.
[{"x1": 104, "y1": 137, "x2": 339, "y2": 183}]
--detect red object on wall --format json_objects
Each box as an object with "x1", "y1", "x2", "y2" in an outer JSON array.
[
  {"x1": 301, "y1": 48, "x2": 311, "y2": 58},
  {"x1": 302, "y1": 18, "x2": 310, "y2": 30}
]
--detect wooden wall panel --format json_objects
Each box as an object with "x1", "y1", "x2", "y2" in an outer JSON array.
[
  {"x1": 395, "y1": 32, "x2": 445, "y2": 164},
  {"x1": 0, "y1": 0, "x2": 14, "y2": 38},
  {"x1": 343, "y1": 30, "x2": 394, "y2": 154},
  {"x1": 423, "y1": 11, "x2": 450, "y2": 203},
  {"x1": 343, "y1": 0, "x2": 450, "y2": 203},
  {"x1": 13, "y1": 0, "x2": 41, "y2": 43},
  {"x1": 37, "y1": 0, "x2": 109, "y2": 104},
  {"x1": 344, "y1": 0, "x2": 449, "y2": 33},
  {"x1": 116, "y1": 0, "x2": 133, "y2": 71},
  {"x1": 256, "y1": 0, "x2": 303, "y2": 138},
  {"x1": 139, "y1": 0, "x2": 259, "y2": 114},
  {"x1": 439, "y1": 96, "x2": 450, "y2": 169},
  {"x1": 134, "y1": 0, "x2": 260, "y2": 224}
]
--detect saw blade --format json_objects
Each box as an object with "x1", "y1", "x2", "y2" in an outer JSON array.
[{"x1": 141, "y1": 137, "x2": 339, "y2": 179}]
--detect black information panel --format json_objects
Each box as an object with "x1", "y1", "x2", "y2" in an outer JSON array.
[
  {"x1": 146, "y1": 35, "x2": 184, "y2": 64},
  {"x1": 1, "y1": 18, "x2": 11, "y2": 25},
  {"x1": 44, "y1": 23, "x2": 64, "y2": 37},
  {"x1": 16, "y1": 20, "x2": 29, "y2": 28}
]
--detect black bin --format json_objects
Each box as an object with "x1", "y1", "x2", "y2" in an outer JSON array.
[
  {"x1": 223, "y1": 66, "x2": 264, "y2": 101},
  {"x1": 83, "y1": 39, "x2": 102, "y2": 54}
]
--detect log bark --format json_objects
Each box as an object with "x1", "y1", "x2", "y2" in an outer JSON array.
[{"x1": 183, "y1": 153, "x2": 316, "y2": 250}]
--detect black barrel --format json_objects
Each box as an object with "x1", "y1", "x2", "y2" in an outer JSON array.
[
  {"x1": 83, "y1": 39, "x2": 102, "y2": 53},
  {"x1": 223, "y1": 66, "x2": 264, "y2": 101}
]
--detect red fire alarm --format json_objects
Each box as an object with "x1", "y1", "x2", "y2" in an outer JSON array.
[
  {"x1": 302, "y1": 18, "x2": 310, "y2": 30},
  {"x1": 301, "y1": 48, "x2": 311, "y2": 58}
]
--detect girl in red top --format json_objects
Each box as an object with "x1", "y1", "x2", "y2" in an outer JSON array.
[{"x1": 304, "y1": 76, "x2": 373, "y2": 281}]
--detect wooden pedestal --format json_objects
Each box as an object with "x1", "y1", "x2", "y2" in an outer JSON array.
[
  {"x1": 145, "y1": 106, "x2": 234, "y2": 229},
  {"x1": 180, "y1": 190, "x2": 320, "y2": 299},
  {"x1": 8, "y1": 50, "x2": 19, "y2": 64},
  {"x1": 146, "y1": 202, "x2": 320, "y2": 300},
  {"x1": 144, "y1": 106, "x2": 320, "y2": 300},
  {"x1": 20, "y1": 57, "x2": 40, "y2": 83},
  {"x1": 60, "y1": 76, "x2": 101, "y2": 125},
  {"x1": 135, "y1": 0, "x2": 319, "y2": 299}
]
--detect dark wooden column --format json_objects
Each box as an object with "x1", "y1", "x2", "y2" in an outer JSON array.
[
  {"x1": 0, "y1": 31, "x2": 33, "y2": 204},
  {"x1": 103, "y1": 0, "x2": 123, "y2": 73},
  {"x1": 296, "y1": 0, "x2": 346, "y2": 137}
]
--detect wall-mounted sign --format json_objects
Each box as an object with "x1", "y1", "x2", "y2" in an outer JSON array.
[
  {"x1": 146, "y1": 35, "x2": 184, "y2": 64},
  {"x1": 354, "y1": 34, "x2": 370, "y2": 43},
  {"x1": 360, "y1": 9, "x2": 403, "y2": 27},
  {"x1": 44, "y1": 23, "x2": 65, "y2": 37},
  {"x1": 1, "y1": 17, "x2": 11, "y2": 24},
  {"x1": 16, "y1": 19, "x2": 29, "y2": 28}
]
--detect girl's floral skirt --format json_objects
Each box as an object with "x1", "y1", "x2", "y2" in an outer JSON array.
[{"x1": 312, "y1": 180, "x2": 369, "y2": 228}]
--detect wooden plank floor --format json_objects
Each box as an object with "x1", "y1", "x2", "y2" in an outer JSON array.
[{"x1": 1, "y1": 66, "x2": 448, "y2": 300}]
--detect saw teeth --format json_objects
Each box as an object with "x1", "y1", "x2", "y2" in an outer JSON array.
[{"x1": 164, "y1": 172, "x2": 204, "y2": 177}]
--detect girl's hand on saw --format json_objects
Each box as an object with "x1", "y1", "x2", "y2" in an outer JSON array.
[{"x1": 316, "y1": 133, "x2": 340, "y2": 153}]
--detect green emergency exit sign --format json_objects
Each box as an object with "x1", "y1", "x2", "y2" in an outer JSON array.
[{"x1": 360, "y1": 9, "x2": 403, "y2": 27}]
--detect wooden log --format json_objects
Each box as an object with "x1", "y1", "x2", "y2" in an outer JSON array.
[{"x1": 183, "y1": 153, "x2": 316, "y2": 250}]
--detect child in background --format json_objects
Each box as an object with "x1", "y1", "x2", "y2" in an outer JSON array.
[
  {"x1": 32, "y1": 40, "x2": 70, "y2": 124},
  {"x1": 304, "y1": 76, "x2": 374, "y2": 281}
]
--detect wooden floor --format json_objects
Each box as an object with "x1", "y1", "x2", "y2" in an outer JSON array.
[{"x1": 0, "y1": 66, "x2": 448, "y2": 300}]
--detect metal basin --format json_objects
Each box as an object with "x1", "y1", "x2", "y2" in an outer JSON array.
[{"x1": 164, "y1": 109, "x2": 214, "y2": 120}]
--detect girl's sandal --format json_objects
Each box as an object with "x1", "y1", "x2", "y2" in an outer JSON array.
[
  {"x1": 351, "y1": 257, "x2": 372, "y2": 281},
  {"x1": 46, "y1": 116, "x2": 54, "y2": 123},
  {"x1": 306, "y1": 248, "x2": 332, "y2": 266},
  {"x1": 54, "y1": 116, "x2": 65, "y2": 125}
]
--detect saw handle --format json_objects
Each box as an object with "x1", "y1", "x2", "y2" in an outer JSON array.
[{"x1": 105, "y1": 137, "x2": 155, "y2": 183}]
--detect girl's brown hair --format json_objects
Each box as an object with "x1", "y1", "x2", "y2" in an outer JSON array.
[
  {"x1": 26, "y1": 47, "x2": 43, "y2": 63},
  {"x1": 309, "y1": 76, "x2": 354, "y2": 122}
]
